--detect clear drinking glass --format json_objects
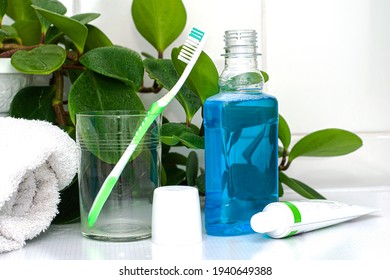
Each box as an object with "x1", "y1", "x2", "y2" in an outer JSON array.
[{"x1": 76, "y1": 110, "x2": 161, "y2": 241}]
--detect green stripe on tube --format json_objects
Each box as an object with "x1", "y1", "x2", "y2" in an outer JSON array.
[{"x1": 283, "y1": 201, "x2": 302, "y2": 237}]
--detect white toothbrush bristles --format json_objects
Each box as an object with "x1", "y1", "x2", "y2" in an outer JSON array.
[{"x1": 178, "y1": 28, "x2": 205, "y2": 64}]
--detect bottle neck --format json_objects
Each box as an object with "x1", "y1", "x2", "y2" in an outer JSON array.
[
  {"x1": 219, "y1": 30, "x2": 264, "y2": 92},
  {"x1": 224, "y1": 54, "x2": 259, "y2": 72},
  {"x1": 219, "y1": 54, "x2": 264, "y2": 92}
]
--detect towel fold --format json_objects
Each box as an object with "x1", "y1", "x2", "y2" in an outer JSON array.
[{"x1": 0, "y1": 117, "x2": 78, "y2": 253}]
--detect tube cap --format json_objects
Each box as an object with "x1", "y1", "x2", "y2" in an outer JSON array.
[{"x1": 250, "y1": 210, "x2": 285, "y2": 233}]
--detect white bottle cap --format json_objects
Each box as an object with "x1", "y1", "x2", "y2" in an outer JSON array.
[{"x1": 250, "y1": 209, "x2": 285, "y2": 233}]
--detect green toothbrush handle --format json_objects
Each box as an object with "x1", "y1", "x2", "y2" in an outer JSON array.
[{"x1": 87, "y1": 102, "x2": 164, "y2": 227}]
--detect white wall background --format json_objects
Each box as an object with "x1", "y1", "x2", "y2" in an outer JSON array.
[
  {"x1": 64, "y1": 0, "x2": 389, "y2": 188},
  {"x1": 263, "y1": 0, "x2": 390, "y2": 188},
  {"x1": 265, "y1": 0, "x2": 390, "y2": 134}
]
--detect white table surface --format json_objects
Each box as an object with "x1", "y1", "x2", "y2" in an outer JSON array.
[{"x1": 1, "y1": 186, "x2": 389, "y2": 260}]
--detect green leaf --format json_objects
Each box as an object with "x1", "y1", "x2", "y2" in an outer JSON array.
[
  {"x1": 9, "y1": 85, "x2": 56, "y2": 123},
  {"x1": 84, "y1": 24, "x2": 113, "y2": 52},
  {"x1": 164, "y1": 166, "x2": 186, "y2": 185},
  {"x1": 44, "y1": 25, "x2": 61, "y2": 44},
  {"x1": 0, "y1": 0, "x2": 7, "y2": 22},
  {"x1": 163, "y1": 152, "x2": 187, "y2": 167},
  {"x1": 278, "y1": 146, "x2": 284, "y2": 158},
  {"x1": 79, "y1": 46, "x2": 142, "y2": 89},
  {"x1": 172, "y1": 47, "x2": 219, "y2": 103},
  {"x1": 278, "y1": 179, "x2": 284, "y2": 197},
  {"x1": 141, "y1": 52, "x2": 155, "y2": 59},
  {"x1": 261, "y1": 70, "x2": 269, "y2": 83},
  {"x1": 279, "y1": 172, "x2": 326, "y2": 199},
  {"x1": 32, "y1": 5, "x2": 88, "y2": 53},
  {"x1": 11, "y1": 19, "x2": 41, "y2": 45},
  {"x1": 5, "y1": 1, "x2": 41, "y2": 44},
  {"x1": 289, "y1": 128, "x2": 363, "y2": 162},
  {"x1": 131, "y1": 0, "x2": 186, "y2": 53},
  {"x1": 179, "y1": 132, "x2": 205, "y2": 149},
  {"x1": 0, "y1": 26, "x2": 19, "y2": 44},
  {"x1": 231, "y1": 72, "x2": 264, "y2": 85},
  {"x1": 160, "y1": 124, "x2": 181, "y2": 146},
  {"x1": 187, "y1": 123, "x2": 201, "y2": 135},
  {"x1": 6, "y1": 0, "x2": 37, "y2": 21},
  {"x1": 11, "y1": 44, "x2": 66, "y2": 74},
  {"x1": 278, "y1": 114, "x2": 291, "y2": 150},
  {"x1": 31, "y1": 0, "x2": 66, "y2": 34},
  {"x1": 68, "y1": 69, "x2": 145, "y2": 124},
  {"x1": 66, "y1": 68, "x2": 83, "y2": 84},
  {"x1": 1, "y1": 25, "x2": 20, "y2": 42},
  {"x1": 195, "y1": 172, "x2": 205, "y2": 195},
  {"x1": 160, "y1": 122, "x2": 204, "y2": 149},
  {"x1": 71, "y1": 13, "x2": 100, "y2": 24},
  {"x1": 0, "y1": 28, "x2": 7, "y2": 40},
  {"x1": 161, "y1": 165, "x2": 167, "y2": 186},
  {"x1": 143, "y1": 58, "x2": 201, "y2": 122},
  {"x1": 31, "y1": 0, "x2": 66, "y2": 14},
  {"x1": 186, "y1": 151, "x2": 198, "y2": 186},
  {"x1": 44, "y1": 14, "x2": 102, "y2": 45}
]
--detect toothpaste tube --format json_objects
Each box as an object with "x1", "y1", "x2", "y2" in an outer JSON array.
[{"x1": 250, "y1": 199, "x2": 379, "y2": 238}]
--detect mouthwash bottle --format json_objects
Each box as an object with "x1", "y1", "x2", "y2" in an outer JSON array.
[{"x1": 204, "y1": 30, "x2": 279, "y2": 236}]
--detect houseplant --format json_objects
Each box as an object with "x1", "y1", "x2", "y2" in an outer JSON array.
[{"x1": 0, "y1": 0, "x2": 362, "y2": 223}]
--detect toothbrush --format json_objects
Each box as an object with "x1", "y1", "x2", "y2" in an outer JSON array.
[{"x1": 87, "y1": 27, "x2": 208, "y2": 227}]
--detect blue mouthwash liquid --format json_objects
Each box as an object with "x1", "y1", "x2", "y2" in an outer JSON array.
[{"x1": 204, "y1": 91, "x2": 278, "y2": 236}]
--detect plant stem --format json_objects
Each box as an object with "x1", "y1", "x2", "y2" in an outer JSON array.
[
  {"x1": 66, "y1": 51, "x2": 79, "y2": 63},
  {"x1": 139, "y1": 80, "x2": 162, "y2": 93},
  {"x1": 40, "y1": 32, "x2": 46, "y2": 45},
  {"x1": 278, "y1": 149, "x2": 291, "y2": 171},
  {"x1": 62, "y1": 64, "x2": 85, "y2": 71},
  {"x1": 0, "y1": 44, "x2": 40, "y2": 57},
  {"x1": 199, "y1": 106, "x2": 205, "y2": 136},
  {"x1": 52, "y1": 70, "x2": 67, "y2": 126},
  {"x1": 1, "y1": 43, "x2": 39, "y2": 51}
]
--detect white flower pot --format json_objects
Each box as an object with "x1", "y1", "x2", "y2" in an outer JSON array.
[{"x1": 0, "y1": 58, "x2": 32, "y2": 117}]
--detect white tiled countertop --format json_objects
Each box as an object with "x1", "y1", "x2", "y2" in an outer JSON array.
[{"x1": 1, "y1": 186, "x2": 389, "y2": 260}]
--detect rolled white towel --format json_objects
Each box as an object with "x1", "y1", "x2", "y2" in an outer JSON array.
[{"x1": 0, "y1": 117, "x2": 79, "y2": 253}]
